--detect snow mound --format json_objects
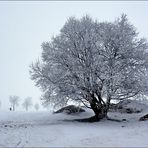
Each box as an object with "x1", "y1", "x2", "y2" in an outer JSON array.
[
  {"x1": 116, "y1": 99, "x2": 148, "y2": 113},
  {"x1": 139, "y1": 114, "x2": 148, "y2": 121},
  {"x1": 53, "y1": 105, "x2": 85, "y2": 114}
]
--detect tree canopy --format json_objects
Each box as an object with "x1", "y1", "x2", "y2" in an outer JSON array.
[{"x1": 30, "y1": 14, "x2": 148, "y2": 120}]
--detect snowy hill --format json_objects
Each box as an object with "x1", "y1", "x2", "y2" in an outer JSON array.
[{"x1": 0, "y1": 110, "x2": 148, "y2": 147}]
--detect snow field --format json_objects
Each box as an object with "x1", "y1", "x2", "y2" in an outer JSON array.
[{"x1": 0, "y1": 110, "x2": 148, "y2": 147}]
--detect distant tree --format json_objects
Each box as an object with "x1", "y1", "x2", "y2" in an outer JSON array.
[
  {"x1": 22, "y1": 97, "x2": 33, "y2": 111},
  {"x1": 30, "y1": 14, "x2": 148, "y2": 122},
  {"x1": 9, "y1": 96, "x2": 19, "y2": 111},
  {"x1": 34, "y1": 103, "x2": 40, "y2": 111},
  {"x1": 0, "y1": 100, "x2": 1, "y2": 108}
]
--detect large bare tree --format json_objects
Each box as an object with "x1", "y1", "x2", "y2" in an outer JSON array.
[{"x1": 30, "y1": 14, "x2": 148, "y2": 122}]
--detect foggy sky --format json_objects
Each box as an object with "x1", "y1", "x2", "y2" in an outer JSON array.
[{"x1": 0, "y1": 1, "x2": 148, "y2": 111}]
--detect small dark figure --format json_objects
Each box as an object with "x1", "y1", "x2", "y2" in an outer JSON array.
[{"x1": 9, "y1": 107, "x2": 12, "y2": 111}]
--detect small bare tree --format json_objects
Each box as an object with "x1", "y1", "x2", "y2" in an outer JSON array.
[
  {"x1": 34, "y1": 103, "x2": 40, "y2": 111},
  {"x1": 22, "y1": 97, "x2": 33, "y2": 111},
  {"x1": 9, "y1": 96, "x2": 19, "y2": 111}
]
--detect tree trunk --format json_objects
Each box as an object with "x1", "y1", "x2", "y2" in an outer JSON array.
[
  {"x1": 73, "y1": 94, "x2": 109, "y2": 122},
  {"x1": 90, "y1": 103, "x2": 107, "y2": 120},
  {"x1": 74, "y1": 102, "x2": 107, "y2": 122},
  {"x1": 89, "y1": 94, "x2": 107, "y2": 121}
]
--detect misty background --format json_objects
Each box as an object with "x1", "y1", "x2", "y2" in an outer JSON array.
[{"x1": 0, "y1": 1, "x2": 148, "y2": 111}]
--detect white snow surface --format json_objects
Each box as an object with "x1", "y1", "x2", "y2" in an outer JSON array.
[{"x1": 0, "y1": 109, "x2": 148, "y2": 147}]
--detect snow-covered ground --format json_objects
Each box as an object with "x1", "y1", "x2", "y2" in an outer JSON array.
[{"x1": 0, "y1": 109, "x2": 148, "y2": 147}]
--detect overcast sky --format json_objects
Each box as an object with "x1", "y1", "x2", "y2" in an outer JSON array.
[{"x1": 0, "y1": 1, "x2": 148, "y2": 111}]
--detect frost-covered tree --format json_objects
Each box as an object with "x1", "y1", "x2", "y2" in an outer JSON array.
[
  {"x1": 22, "y1": 97, "x2": 33, "y2": 111},
  {"x1": 34, "y1": 103, "x2": 40, "y2": 111},
  {"x1": 9, "y1": 96, "x2": 20, "y2": 111},
  {"x1": 30, "y1": 14, "x2": 148, "y2": 121}
]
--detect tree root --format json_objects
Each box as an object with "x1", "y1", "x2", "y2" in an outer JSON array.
[
  {"x1": 73, "y1": 115, "x2": 101, "y2": 122},
  {"x1": 61, "y1": 112, "x2": 124, "y2": 123},
  {"x1": 62, "y1": 115, "x2": 123, "y2": 123}
]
